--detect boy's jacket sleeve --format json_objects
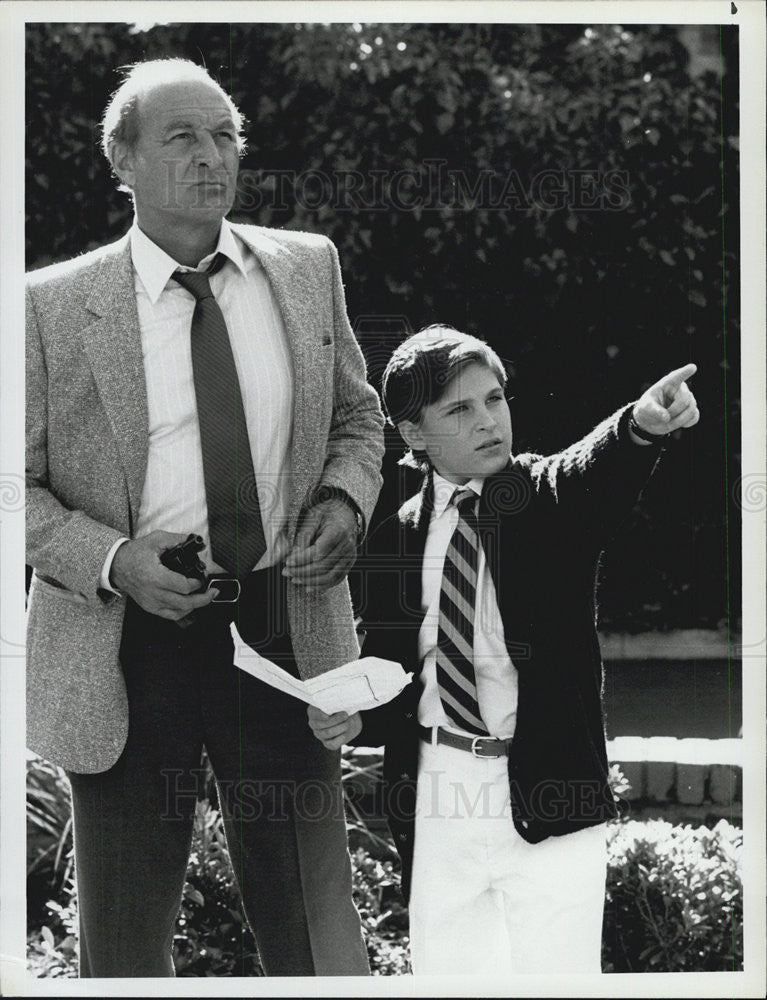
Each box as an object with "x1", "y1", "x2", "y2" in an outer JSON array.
[
  {"x1": 518, "y1": 402, "x2": 663, "y2": 545},
  {"x1": 350, "y1": 685, "x2": 416, "y2": 749},
  {"x1": 347, "y1": 510, "x2": 421, "y2": 748}
]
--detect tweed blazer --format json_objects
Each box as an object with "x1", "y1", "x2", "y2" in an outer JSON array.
[{"x1": 26, "y1": 223, "x2": 385, "y2": 773}]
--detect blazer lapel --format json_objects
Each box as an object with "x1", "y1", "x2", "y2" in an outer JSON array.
[
  {"x1": 229, "y1": 224, "x2": 317, "y2": 532},
  {"x1": 399, "y1": 473, "x2": 433, "y2": 627},
  {"x1": 80, "y1": 237, "x2": 149, "y2": 529},
  {"x1": 478, "y1": 461, "x2": 532, "y2": 664}
]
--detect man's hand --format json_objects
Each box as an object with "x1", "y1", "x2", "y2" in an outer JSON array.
[
  {"x1": 110, "y1": 530, "x2": 216, "y2": 620},
  {"x1": 632, "y1": 363, "x2": 700, "y2": 440},
  {"x1": 307, "y1": 705, "x2": 362, "y2": 750},
  {"x1": 283, "y1": 499, "x2": 358, "y2": 592}
]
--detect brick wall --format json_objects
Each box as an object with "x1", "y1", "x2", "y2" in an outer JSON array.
[
  {"x1": 607, "y1": 736, "x2": 742, "y2": 823},
  {"x1": 346, "y1": 735, "x2": 743, "y2": 827}
]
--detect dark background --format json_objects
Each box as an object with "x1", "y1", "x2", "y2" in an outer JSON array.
[{"x1": 25, "y1": 21, "x2": 740, "y2": 634}]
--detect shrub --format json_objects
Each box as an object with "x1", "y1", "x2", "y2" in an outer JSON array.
[
  {"x1": 176, "y1": 803, "x2": 413, "y2": 976},
  {"x1": 26, "y1": 884, "x2": 79, "y2": 979},
  {"x1": 174, "y1": 801, "x2": 263, "y2": 977},
  {"x1": 26, "y1": 757, "x2": 74, "y2": 931},
  {"x1": 350, "y1": 848, "x2": 411, "y2": 975},
  {"x1": 603, "y1": 818, "x2": 743, "y2": 971},
  {"x1": 27, "y1": 755, "x2": 742, "y2": 977}
]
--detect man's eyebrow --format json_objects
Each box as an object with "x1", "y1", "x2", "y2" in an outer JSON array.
[
  {"x1": 162, "y1": 117, "x2": 199, "y2": 133},
  {"x1": 162, "y1": 116, "x2": 235, "y2": 133}
]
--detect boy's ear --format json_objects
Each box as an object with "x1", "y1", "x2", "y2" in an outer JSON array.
[{"x1": 397, "y1": 419, "x2": 425, "y2": 453}]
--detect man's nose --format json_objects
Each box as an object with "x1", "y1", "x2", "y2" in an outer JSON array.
[{"x1": 193, "y1": 131, "x2": 224, "y2": 167}]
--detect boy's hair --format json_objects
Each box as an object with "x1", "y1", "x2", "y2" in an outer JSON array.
[{"x1": 381, "y1": 324, "x2": 507, "y2": 471}]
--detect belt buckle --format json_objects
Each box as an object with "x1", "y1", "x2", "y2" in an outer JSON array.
[
  {"x1": 470, "y1": 736, "x2": 501, "y2": 758},
  {"x1": 206, "y1": 577, "x2": 241, "y2": 603}
]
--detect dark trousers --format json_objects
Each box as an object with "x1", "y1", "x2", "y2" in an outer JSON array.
[{"x1": 66, "y1": 572, "x2": 369, "y2": 977}]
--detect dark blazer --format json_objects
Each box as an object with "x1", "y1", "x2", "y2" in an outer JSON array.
[{"x1": 348, "y1": 403, "x2": 663, "y2": 902}]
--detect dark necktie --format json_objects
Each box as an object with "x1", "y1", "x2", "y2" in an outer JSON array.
[
  {"x1": 173, "y1": 256, "x2": 266, "y2": 577},
  {"x1": 435, "y1": 488, "x2": 489, "y2": 735}
]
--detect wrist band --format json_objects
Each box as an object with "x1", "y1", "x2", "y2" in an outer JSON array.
[{"x1": 629, "y1": 412, "x2": 668, "y2": 443}]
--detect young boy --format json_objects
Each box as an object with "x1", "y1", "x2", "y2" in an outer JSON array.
[{"x1": 308, "y1": 325, "x2": 699, "y2": 975}]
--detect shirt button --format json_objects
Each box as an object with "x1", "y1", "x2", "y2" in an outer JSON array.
[
  {"x1": 521, "y1": 820, "x2": 529, "y2": 829},
  {"x1": 400, "y1": 772, "x2": 411, "y2": 781},
  {"x1": 405, "y1": 712, "x2": 414, "y2": 720},
  {"x1": 398, "y1": 832, "x2": 408, "y2": 842}
]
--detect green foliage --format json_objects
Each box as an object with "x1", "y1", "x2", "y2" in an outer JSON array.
[
  {"x1": 603, "y1": 818, "x2": 743, "y2": 972},
  {"x1": 25, "y1": 755, "x2": 410, "y2": 977},
  {"x1": 25, "y1": 21, "x2": 738, "y2": 630},
  {"x1": 26, "y1": 758, "x2": 77, "y2": 979},
  {"x1": 27, "y1": 892, "x2": 79, "y2": 979},
  {"x1": 174, "y1": 801, "x2": 263, "y2": 977},
  {"x1": 27, "y1": 755, "x2": 742, "y2": 978},
  {"x1": 351, "y1": 848, "x2": 411, "y2": 975},
  {"x1": 26, "y1": 757, "x2": 74, "y2": 922}
]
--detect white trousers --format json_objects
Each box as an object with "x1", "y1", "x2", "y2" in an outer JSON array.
[{"x1": 409, "y1": 740, "x2": 607, "y2": 976}]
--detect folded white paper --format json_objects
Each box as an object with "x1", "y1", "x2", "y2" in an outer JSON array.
[{"x1": 230, "y1": 622, "x2": 411, "y2": 715}]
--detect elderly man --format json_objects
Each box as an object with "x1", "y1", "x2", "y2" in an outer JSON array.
[{"x1": 26, "y1": 59, "x2": 384, "y2": 977}]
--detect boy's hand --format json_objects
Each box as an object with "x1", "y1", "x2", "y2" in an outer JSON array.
[
  {"x1": 632, "y1": 363, "x2": 700, "y2": 438},
  {"x1": 307, "y1": 705, "x2": 362, "y2": 750}
]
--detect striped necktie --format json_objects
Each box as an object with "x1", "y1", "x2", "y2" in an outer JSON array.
[
  {"x1": 173, "y1": 255, "x2": 267, "y2": 577},
  {"x1": 435, "y1": 487, "x2": 489, "y2": 735}
]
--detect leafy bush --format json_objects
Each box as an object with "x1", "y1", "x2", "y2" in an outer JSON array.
[
  {"x1": 174, "y1": 801, "x2": 263, "y2": 977},
  {"x1": 26, "y1": 757, "x2": 74, "y2": 928},
  {"x1": 173, "y1": 802, "x2": 413, "y2": 976},
  {"x1": 27, "y1": 894, "x2": 79, "y2": 979},
  {"x1": 25, "y1": 751, "x2": 411, "y2": 977},
  {"x1": 351, "y1": 848, "x2": 410, "y2": 975},
  {"x1": 603, "y1": 818, "x2": 743, "y2": 972}
]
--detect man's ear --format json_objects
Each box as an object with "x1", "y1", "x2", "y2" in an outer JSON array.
[
  {"x1": 111, "y1": 141, "x2": 136, "y2": 189},
  {"x1": 397, "y1": 419, "x2": 425, "y2": 453}
]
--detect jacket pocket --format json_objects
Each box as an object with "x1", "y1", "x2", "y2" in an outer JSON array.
[{"x1": 33, "y1": 574, "x2": 89, "y2": 605}]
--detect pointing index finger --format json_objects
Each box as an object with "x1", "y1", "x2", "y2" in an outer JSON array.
[{"x1": 660, "y1": 363, "x2": 697, "y2": 394}]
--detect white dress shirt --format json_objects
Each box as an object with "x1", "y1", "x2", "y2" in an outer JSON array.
[
  {"x1": 101, "y1": 219, "x2": 294, "y2": 588},
  {"x1": 417, "y1": 472, "x2": 518, "y2": 738}
]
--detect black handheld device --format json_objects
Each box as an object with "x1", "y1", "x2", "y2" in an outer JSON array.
[{"x1": 160, "y1": 534, "x2": 206, "y2": 582}]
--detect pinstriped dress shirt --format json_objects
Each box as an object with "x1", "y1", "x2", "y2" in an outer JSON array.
[{"x1": 101, "y1": 219, "x2": 294, "y2": 584}]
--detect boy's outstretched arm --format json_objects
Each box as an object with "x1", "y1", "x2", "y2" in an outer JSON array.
[
  {"x1": 630, "y1": 363, "x2": 699, "y2": 440},
  {"x1": 526, "y1": 362, "x2": 700, "y2": 540}
]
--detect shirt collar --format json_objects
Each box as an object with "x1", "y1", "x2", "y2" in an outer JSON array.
[
  {"x1": 431, "y1": 471, "x2": 484, "y2": 519},
  {"x1": 129, "y1": 218, "x2": 248, "y2": 304}
]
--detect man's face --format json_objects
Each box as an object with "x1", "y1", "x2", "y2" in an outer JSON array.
[
  {"x1": 115, "y1": 80, "x2": 240, "y2": 231},
  {"x1": 400, "y1": 361, "x2": 512, "y2": 484}
]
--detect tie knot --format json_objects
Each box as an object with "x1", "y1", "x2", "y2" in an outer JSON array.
[
  {"x1": 452, "y1": 488, "x2": 477, "y2": 513},
  {"x1": 173, "y1": 253, "x2": 225, "y2": 299},
  {"x1": 173, "y1": 268, "x2": 214, "y2": 301}
]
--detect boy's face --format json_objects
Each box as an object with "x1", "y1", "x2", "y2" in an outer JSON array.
[{"x1": 399, "y1": 361, "x2": 512, "y2": 485}]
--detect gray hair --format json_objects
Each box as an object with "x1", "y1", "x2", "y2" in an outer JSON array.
[{"x1": 100, "y1": 58, "x2": 246, "y2": 172}]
